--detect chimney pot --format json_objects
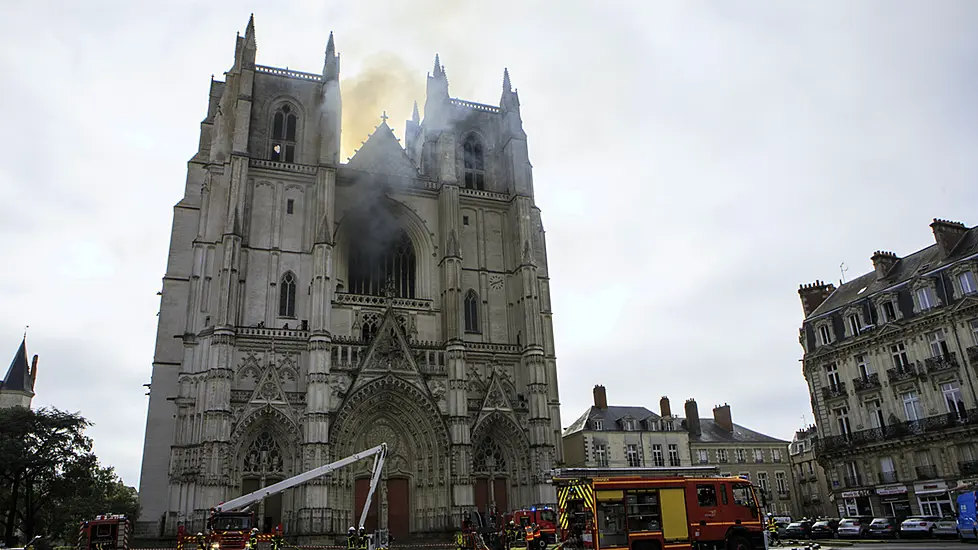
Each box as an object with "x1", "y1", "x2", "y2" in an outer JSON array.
[
  {"x1": 871, "y1": 250, "x2": 900, "y2": 279},
  {"x1": 593, "y1": 385, "x2": 608, "y2": 409},
  {"x1": 660, "y1": 396, "x2": 672, "y2": 417},
  {"x1": 931, "y1": 218, "x2": 969, "y2": 258},
  {"x1": 684, "y1": 398, "x2": 701, "y2": 436},
  {"x1": 713, "y1": 404, "x2": 733, "y2": 432},
  {"x1": 798, "y1": 280, "x2": 836, "y2": 317}
]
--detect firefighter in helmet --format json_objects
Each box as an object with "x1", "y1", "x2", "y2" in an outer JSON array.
[
  {"x1": 347, "y1": 527, "x2": 358, "y2": 550},
  {"x1": 358, "y1": 527, "x2": 368, "y2": 550},
  {"x1": 196, "y1": 533, "x2": 207, "y2": 550},
  {"x1": 248, "y1": 527, "x2": 259, "y2": 549}
]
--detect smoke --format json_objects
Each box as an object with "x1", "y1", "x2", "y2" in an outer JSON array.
[{"x1": 340, "y1": 52, "x2": 425, "y2": 161}]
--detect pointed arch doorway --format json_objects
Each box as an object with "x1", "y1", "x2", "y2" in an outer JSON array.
[
  {"x1": 472, "y1": 436, "x2": 509, "y2": 515},
  {"x1": 353, "y1": 477, "x2": 411, "y2": 538},
  {"x1": 240, "y1": 431, "x2": 287, "y2": 533}
]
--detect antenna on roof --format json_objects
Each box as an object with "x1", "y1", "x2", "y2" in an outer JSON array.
[{"x1": 839, "y1": 262, "x2": 848, "y2": 284}]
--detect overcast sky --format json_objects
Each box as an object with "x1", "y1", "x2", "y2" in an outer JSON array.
[{"x1": 3, "y1": 1, "x2": 978, "y2": 488}]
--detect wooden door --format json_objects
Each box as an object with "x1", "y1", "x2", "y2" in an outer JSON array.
[
  {"x1": 474, "y1": 478, "x2": 490, "y2": 514},
  {"x1": 386, "y1": 478, "x2": 410, "y2": 538},
  {"x1": 493, "y1": 478, "x2": 509, "y2": 513},
  {"x1": 354, "y1": 478, "x2": 380, "y2": 531}
]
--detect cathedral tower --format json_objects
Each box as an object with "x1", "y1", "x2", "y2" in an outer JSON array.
[{"x1": 137, "y1": 18, "x2": 562, "y2": 541}]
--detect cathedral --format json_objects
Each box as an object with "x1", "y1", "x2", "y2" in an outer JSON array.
[{"x1": 136, "y1": 16, "x2": 563, "y2": 540}]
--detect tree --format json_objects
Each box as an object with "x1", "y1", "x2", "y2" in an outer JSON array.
[{"x1": 0, "y1": 407, "x2": 138, "y2": 546}]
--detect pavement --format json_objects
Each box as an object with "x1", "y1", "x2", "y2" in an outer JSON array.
[{"x1": 774, "y1": 539, "x2": 967, "y2": 549}]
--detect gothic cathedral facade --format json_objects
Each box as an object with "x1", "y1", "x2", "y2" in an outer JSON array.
[{"x1": 137, "y1": 18, "x2": 563, "y2": 540}]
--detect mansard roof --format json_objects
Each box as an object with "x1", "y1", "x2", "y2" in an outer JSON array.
[
  {"x1": 0, "y1": 338, "x2": 33, "y2": 393},
  {"x1": 808, "y1": 225, "x2": 978, "y2": 319},
  {"x1": 346, "y1": 120, "x2": 420, "y2": 178},
  {"x1": 680, "y1": 417, "x2": 789, "y2": 445},
  {"x1": 563, "y1": 405, "x2": 659, "y2": 435}
]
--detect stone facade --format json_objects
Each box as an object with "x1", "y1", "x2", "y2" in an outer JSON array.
[
  {"x1": 0, "y1": 338, "x2": 37, "y2": 410},
  {"x1": 799, "y1": 218, "x2": 978, "y2": 520},
  {"x1": 136, "y1": 17, "x2": 562, "y2": 540},
  {"x1": 788, "y1": 426, "x2": 834, "y2": 519},
  {"x1": 563, "y1": 388, "x2": 792, "y2": 514}
]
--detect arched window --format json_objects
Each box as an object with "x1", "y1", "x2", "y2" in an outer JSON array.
[
  {"x1": 279, "y1": 272, "x2": 297, "y2": 317},
  {"x1": 463, "y1": 135, "x2": 485, "y2": 191},
  {"x1": 464, "y1": 290, "x2": 480, "y2": 333},
  {"x1": 270, "y1": 105, "x2": 298, "y2": 163},
  {"x1": 348, "y1": 227, "x2": 416, "y2": 298}
]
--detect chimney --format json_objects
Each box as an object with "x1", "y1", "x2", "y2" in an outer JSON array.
[
  {"x1": 592, "y1": 385, "x2": 608, "y2": 409},
  {"x1": 660, "y1": 396, "x2": 672, "y2": 417},
  {"x1": 798, "y1": 280, "x2": 836, "y2": 317},
  {"x1": 870, "y1": 251, "x2": 899, "y2": 279},
  {"x1": 684, "y1": 398, "x2": 701, "y2": 436},
  {"x1": 713, "y1": 403, "x2": 733, "y2": 432},
  {"x1": 931, "y1": 218, "x2": 968, "y2": 258}
]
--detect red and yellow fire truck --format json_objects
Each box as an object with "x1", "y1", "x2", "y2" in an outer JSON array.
[
  {"x1": 507, "y1": 507, "x2": 558, "y2": 545},
  {"x1": 78, "y1": 514, "x2": 130, "y2": 550},
  {"x1": 552, "y1": 467, "x2": 766, "y2": 550}
]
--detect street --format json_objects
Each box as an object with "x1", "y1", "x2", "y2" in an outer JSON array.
[{"x1": 777, "y1": 540, "x2": 967, "y2": 550}]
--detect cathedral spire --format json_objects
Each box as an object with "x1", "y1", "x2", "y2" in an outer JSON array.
[
  {"x1": 412, "y1": 101, "x2": 420, "y2": 123},
  {"x1": 432, "y1": 54, "x2": 442, "y2": 77},
  {"x1": 244, "y1": 13, "x2": 255, "y2": 47},
  {"x1": 323, "y1": 31, "x2": 339, "y2": 82},
  {"x1": 502, "y1": 68, "x2": 511, "y2": 93}
]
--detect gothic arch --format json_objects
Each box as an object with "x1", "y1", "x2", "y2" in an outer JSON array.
[
  {"x1": 231, "y1": 407, "x2": 302, "y2": 483},
  {"x1": 232, "y1": 406, "x2": 301, "y2": 451},
  {"x1": 334, "y1": 198, "x2": 435, "y2": 299},
  {"x1": 471, "y1": 411, "x2": 531, "y2": 478}
]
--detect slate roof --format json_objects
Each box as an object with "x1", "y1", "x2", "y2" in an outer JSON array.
[
  {"x1": 0, "y1": 338, "x2": 33, "y2": 392},
  {"x1": 808, "y1": 225, "x2": 978, "y2": 319},
  {"x1": 563, "y1": 405, "x2": 659, "y2": 435},
  {"x1": 681, "y1": 418, "x2": 788, "y2": 445}
]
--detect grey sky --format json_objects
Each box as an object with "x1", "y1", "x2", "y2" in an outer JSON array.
[{"x1": 3, "y1": 1, "x2": 978, "y2": 487}]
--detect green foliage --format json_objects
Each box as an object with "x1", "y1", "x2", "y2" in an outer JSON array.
[{"x1": 0, "y1": 407, "x2": 139, "y2": 546}]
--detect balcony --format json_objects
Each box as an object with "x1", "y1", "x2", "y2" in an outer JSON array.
[
  {"x1": 878, "y1": 471, "x2": 899, "y2": 484},
  {"x1": 961, "y1": 461, "x2": 978, "y2": 476},
  {"x1": 852, "y1": 373, "x2": 882, "y2": 392},
  {"x1": 886, "y1": 364, "x2": 920, "y2": 383},
  {"x1": 843, "y1": 474, "x2": 863, "y2": 488},
  {"x1": 916, "y1": 465, "x2": 939, "y2": 480},
  {"x1": 924, "y1": 352, "x2": 959, "y2": 374},
  {"x1": 813, "y1": 409, "x2": 978, "y2": 455},
  {"x1": 968, "y1": 345, "x2": 978, "y2": 364},
  {"x1": 822, "y1": 382, "x2": 848, "y2": 400}
]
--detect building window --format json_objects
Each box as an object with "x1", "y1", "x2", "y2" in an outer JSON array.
[
  {"x1": 462, "y1": 135, "x2": 485, "y2": 190},
  {"x1": 286, "y1": 198, "x2": 295, "y2": 215},
  {"x1": 626, "y1": 444, "x2": 641, "y2": 467},
  {"x1": 942, "y1": 382, "x2": 965, "y2": 419},
  {"x1": 881, "y1": 300, "x2": 897, "y2": 323},
  {"x1": 818, "y1": 324, "x2": 833, "y2": 346},
  {"x1": 278, "y1": 272, "x2": 297, "y2": 317},
  {"x1": 855, "y1": 354, "x2": 872, "y2": 378},
  {"x1": 868, "y1": 399, "x2": 885, "y2": 429},
  {"x1": 835, "y1": 407, "x2": 851, "y2": 437},
  {"x1": 754, "y1": 449, "x2": 764, "y2": 463},
  {"x1": 622, "y1": 419, "x2": 636, "y2": 431},
  {"x1": 591, "y1": 419, "x2": 603, "y2": 431},
  {"x1": 772, "y1": 449, "x2": 782, "y2": 463},
  {"x1": 847, "y1": 313, "x2": 862, "y2": 336},
  {"x1": 960, "y1": 271, "x2": 978, "y2": 295},
  {"x1": 270, "y1": 104, "x2": 298, "y2": 163},
  {"x1": 736, "y1": 449, "x2": 747, "y2": 463},
  {"x1": 916, "y1": 286, "x2": 936, "y2": 311},
  {"x1": 464, "y1": 290, "x2": 480, "y2": 333},
  {"x1": 594, "y1": 444, "x2": 608, "y2": 467},
  {"x1": 972, "y1": 319, "x2": 978, "y2": 345},
  {"x1": 902, "y1": 391, "x2": 922, "y2": 422},
  {"x1": 697, "y1": 449, "x2": 709, "y2": 464},
  {"x1": 880, "y1": 456, "x2": 897, "y2": 483},
  {"x1": 891, "y1": 342, "x2": 910, "y2": 369},
  {"x1": 652, "y1": 444, "x2": 664, "y2": 467},
  {"x1": 928, "y1": 330, "x2": 950, "y2": 358},
  {"x1": 825, "y1": 363, "x2": 841, "y2": 388},
  {"x1": 347, "y1": 226, "x2": 416, "y2": 298},
  {"x1": 757, "y1": 472, "x2": 769, "y2": 493},
  {"x1": 717, "y1": 449, "x2": 728, "y2": 463},
  {"x1": 776, "y1": 472, "x2": 788, "y2": 493},
  {"x1": 668, "y1": 444, "x2": 680, "y2": 466}
]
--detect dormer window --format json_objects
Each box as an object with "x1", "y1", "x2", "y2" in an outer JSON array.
[
  {"x1": 622, "y1": 419, "x2": 635, "y2": 431},
  {"x1": 591, "y1": 419, "x2": 603, "y2": 431},
  {"x1": 878, "y1": 299, "x2": 898, "y2": 323},
  {"x1": 462, "y1": 135, "x2": 485, "y2": 190},
  {"x1": 916, "y1": 286, "x2": 936, "y2": 311},
  {"x1": 270, "y1": 104, "x2": 297, "y2": 163},
  {"x1": 958, "y1": 271, "x2": 977, "y2": 296},
  {"x1": 844, "y1": 309, "x2": 865, "y2": 337},
  {"x1": 817, "y1": 324, "x2": 833, "y2": 346}
]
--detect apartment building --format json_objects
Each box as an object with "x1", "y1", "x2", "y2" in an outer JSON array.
[
  {"x1": 798, "y1": 218, "x2": 978, "y2": 519},
  {"x1": 563, "y1": 387, "x2": 791, "y2": 514},
  {"x1": 789, "y1": 426, "x2": 835, "y2": 518}
]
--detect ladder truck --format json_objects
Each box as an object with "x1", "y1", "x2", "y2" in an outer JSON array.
[
  {"x1": 177, "y1": 443, "x2": 388, "y2": 550},
  {"x1": 78, "y1": 514, "x2": 131, "y2": 550}
]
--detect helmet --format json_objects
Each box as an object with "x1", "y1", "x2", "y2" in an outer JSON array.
[
  {"x1": 349, "y1": 527, "x2": 356, "y2": 533},
  {"x1": 509, "y1": 521, "x2": 515, "y2": 526},
  {"x1": 252, "y1": 528, "x2": 259, "y2": 533}
]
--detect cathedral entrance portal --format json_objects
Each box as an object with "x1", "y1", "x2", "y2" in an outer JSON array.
[
  {"x1": 473, "y1": 438, "x2": 509, "y2": 515},
  {"x1": 353, "y1": 477, "x2": 410, "y2": 538},
  {"x1": 354, "y1": 478, "x2": 380, "y2": 532},
  {"x1": 241, "y1": 431, "x2": 288, "y2": 533}
]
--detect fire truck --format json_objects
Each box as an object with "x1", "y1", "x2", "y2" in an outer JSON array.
[
  {"x1": 507, "y1": 507, "x2": 558, "y2": 545},
  {"x1": 78, "y1": 514, "x2": 130, "y2": 550},
  {"x1": 177, "y1": 443, "x2": 388, "y2": 550},
  {"x1": 552, "y1": 467, "x2": 767, "y2": 550}
]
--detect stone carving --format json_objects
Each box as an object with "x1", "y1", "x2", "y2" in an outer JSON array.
[
  {"x1": 243, "y1": 431, "x2": 285, "y2": 474},
  {"x1": 427, "y1": 380, "x2": 447, "y2": 400},
  {"x1": 328, "y1": 374, "x2": 350, "y2": 399},
  {"x1": 365, "y1": 424, "x2": 400, "y2": 455}
]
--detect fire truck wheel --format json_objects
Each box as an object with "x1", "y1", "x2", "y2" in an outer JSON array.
[
  {"x1": 725, "y1": 534, "x2": 752, "y2": 550},
  {"x1": 536, "y1": 541, "x2": 546, "y2": 550}
]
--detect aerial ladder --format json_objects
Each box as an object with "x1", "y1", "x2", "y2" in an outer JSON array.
[{"x1": 177, "y1": 443, "x2": 388, "y2": 550}]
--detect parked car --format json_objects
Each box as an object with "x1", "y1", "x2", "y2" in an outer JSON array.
[
  {"x1": 899, "y1": 516, "x2": 939, "y2": 537},
  {"x1": 868, "y1": 517, "x2": 900, "y2": 538},
  {"x1": 810, "y1": 519, "x2": 839, "y2": 539},
  {"x1": 837, "y1": 516, "x2": 873, "y2": 538},
  {"x1": 934, "y1": 516, "x2": 959, "y2": 538},
  {"x1": 784, "y1": 520, "x2": 813, "y2": 539}
]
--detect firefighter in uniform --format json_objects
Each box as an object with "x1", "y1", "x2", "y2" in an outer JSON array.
[
  {"x1": 455, "y1": 529, "x2": 467, "y2": 550},
  {"x1": 196, "y1": 533, "x2": 207, "y2": 550},
  {"x1": 248, "y1": 528, "x2": 259, "y2": 549},
  {"x1": 271, "y1": 528, "x2": 283, "y2": 550},
  {"x1": 766, "y1": 514, "x2": 779, "y2": 545},
  {"x1": 524, "y1": 524, "x2": 535, "y2": 549},
  {"x1": 358, "y1": 527, "x2": 369, "y2": 550},
  {"x1": 347, "y1": 527, "x2": 359, "y2": 550}
]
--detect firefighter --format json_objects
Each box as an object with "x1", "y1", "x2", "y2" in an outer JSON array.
[
  {"x1": 766, "y1": 514, "x2": 780, "y2": 545},
  {"x1": 271, "y1": 530, "x2": 283, "y2": 550},
  {"x1": 524, "y1": 523, "x2": 534, "y2": 548},
  {"x1": 455, "y1": 529, "x2": 467, "y2": 550},
  {"x1": 358, "y1": 527, "x2": 368, "y2": 550},
  {"x1": 249, "y1": 528, "x2": 259, "y2": 549},
  {"x1": 347, "y1": 527, "x2": 359, "y2": 550},
  {"x1": 196, "y1": 533, "x2": 207, "y2": 550}
]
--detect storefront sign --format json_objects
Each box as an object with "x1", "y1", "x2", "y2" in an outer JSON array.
[
  {"x1": 841, "y1": 490, "x2": 872, "y2": 498},
  {"x1": 876, "y1": 485, "x2": 908, "y2": 496},
  {"x1": 914, "y1": 480, "x2": 948, "y2": 495}
]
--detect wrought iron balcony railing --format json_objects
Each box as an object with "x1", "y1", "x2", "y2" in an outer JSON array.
[
  {"x1": 843, "y1": 474, "x2": 863, "y2": 488},
  {"x1": 852, "y1": 373, "x2": 882, "y2": 392},
  {"x1": 822, "y1": 382, "x2": 847, "y2": 400},
  {"x1": 813, "y1": 408, "x2": 978, "y2": 455},
  {"x1": 916, "y1": 464, "x2": 939, "y2": 480},
  {"x1": 886, "y1": 364, "x2": 919, "y2": 383},
  {"x1": 924, "y1": 352, "x2": 959, "y2": 374},
  {"x1": 878, "y1": 471, "x2": 899, "y2": 484},
  {"x1": 960, "y1": 461, "x2": 978, "y2": 476}
]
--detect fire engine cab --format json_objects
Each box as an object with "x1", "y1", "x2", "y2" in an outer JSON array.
[
  {"x1": 552, "y1": 467, "x2": 766, "y2": 550},
  {"x1": 78, "y1": 514, "x2": 130, "y2": 550},
  {"x1": 507, "y1": 507, "x2": 558, "y2": 545}
]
